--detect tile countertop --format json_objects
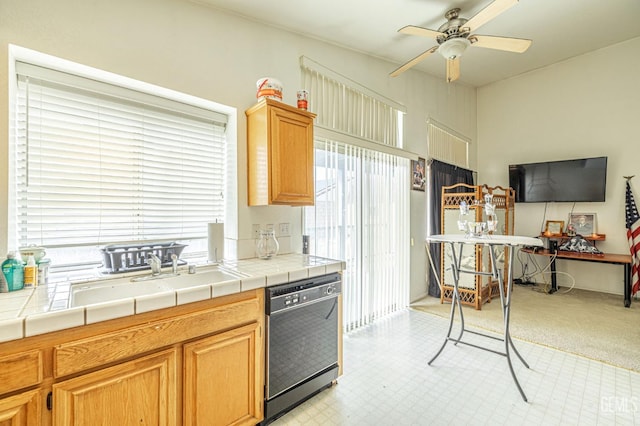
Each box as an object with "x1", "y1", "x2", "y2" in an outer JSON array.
[{"x1": 0, "y1": 254, "x2": 345, "y2": 343}]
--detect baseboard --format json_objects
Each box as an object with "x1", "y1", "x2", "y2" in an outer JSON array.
[{"x1": 410, "y1": 291, "x2": 429, "y2": 303}]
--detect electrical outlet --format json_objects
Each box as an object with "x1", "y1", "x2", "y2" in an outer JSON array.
[
  {"x1": 279, "y1": 223, "x2": 290, "y2": 237},
  {"x1": 252, "y1": 224, "x2": 261, "y2": 239},
  {"x1": 266, "y1": 223, "x2": 274, "y2": 232}
]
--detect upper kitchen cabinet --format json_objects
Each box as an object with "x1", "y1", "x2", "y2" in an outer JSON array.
[{"x1": 246, "y1": 99, "x2": 316, "y2": 206}]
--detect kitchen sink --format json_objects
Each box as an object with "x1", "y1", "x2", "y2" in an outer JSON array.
[
  {"x1": 157, "y1": 268, "x2": 245, "y2": 289},
  {"x1": 70, "y1": 280, "x2": 172, "y2": 307},
  {"x1": 69, "y1": 266, "x2": 249, "y2": 307}
]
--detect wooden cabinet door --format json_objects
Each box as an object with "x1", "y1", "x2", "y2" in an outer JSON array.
[
  {"x1": 183, "y1": 322, "x2": 263, "y2": 426},
  {"x1": 0, "y1": 389, "x2": 41, "y2": 426},
  {"x1": 52, "y1": 349, "x2": 177, "y2": 425},
  {"x1": 268, "y1": 105, "x2": 315, "y2": 205}
]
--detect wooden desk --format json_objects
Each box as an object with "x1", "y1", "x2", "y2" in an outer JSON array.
[{"x1": 522, "y1": 247, "x2": 632, "y2": 307}]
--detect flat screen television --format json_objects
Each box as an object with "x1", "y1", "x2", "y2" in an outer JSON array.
[{"x1": 508, "y1": 157, "x2": 607, "y2": 203}]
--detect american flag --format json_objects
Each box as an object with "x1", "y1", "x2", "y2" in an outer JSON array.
[{"x1": 625, "y1": 180, "x2": 640, "y2": 296}]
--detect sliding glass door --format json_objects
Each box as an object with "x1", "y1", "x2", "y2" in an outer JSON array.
[{"x1": 305, "y1": 138, "x2": 410, "y2": 332}]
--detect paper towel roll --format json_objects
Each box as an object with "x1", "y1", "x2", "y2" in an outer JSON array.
[{"x1": 208, "y1": 222, "x2": 224, "y2": 263}]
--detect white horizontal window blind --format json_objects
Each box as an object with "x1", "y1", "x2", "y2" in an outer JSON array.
[{"x1": 15, "y1": 62, "x2": 227, "y2": 267}]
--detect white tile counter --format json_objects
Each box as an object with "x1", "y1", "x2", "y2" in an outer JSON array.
[{"x1": 0, "y1": 254, "x2": 345, "y2": 343}]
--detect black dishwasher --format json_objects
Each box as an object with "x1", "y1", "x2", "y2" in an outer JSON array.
[{"x1": 263, "y1": 272, "x2": 342, "y2": 424}]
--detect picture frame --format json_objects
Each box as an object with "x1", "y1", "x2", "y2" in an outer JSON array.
[
  {"x1": 544, "y1": 220, "x2": 565, "y2": 236},
  {"x1": 568, "y1": 213, "x2": 597, "y2": 236},
  {"x1": 411, "y1": 157, "x2": 426, "y2": 191}
]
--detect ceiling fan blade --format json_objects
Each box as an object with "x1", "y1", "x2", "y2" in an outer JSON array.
[
  {"x1": 464, "y1": 0, "x2": 518, "y2": 33},
  {"x1": 470, "y1": 34, "x2": 532, "y2": 52},
  {"x1": 390, "y1": 46, "x2": 439, "y2": 77},
  {"x1": 398, "y1": 25, "x2": 444, "y2": 39},
  {"x1": 446, "y1": 58, "x2": 460, "y2": 83}
]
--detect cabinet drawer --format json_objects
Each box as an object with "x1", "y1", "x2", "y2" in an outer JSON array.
[
  {"x1": 0, "y1": 350, "x2": 43, "y2": 395},
  {"x1": 54, "y1": 293, "x2": 262, "y2": 378}
]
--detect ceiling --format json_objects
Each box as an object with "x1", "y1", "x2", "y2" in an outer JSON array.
[{"x1": 189, "y1": 0, "x2": 640, "y2": 87}]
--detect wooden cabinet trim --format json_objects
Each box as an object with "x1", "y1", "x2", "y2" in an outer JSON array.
[
  {"x1": 54, "y1": 293, "x2": 262, "y2": 378},
  {"x1": 246, "y1": 98, "x2": 316, "y2": 119}
]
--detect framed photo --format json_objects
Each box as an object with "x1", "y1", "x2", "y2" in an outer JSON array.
[
  {"x1": 568, "y1": 213, "x2": 596, "y2": 236},
  {"x1": 544, "y1": 220, "x2": 564, "y2": 236},
  {"x1": 411, "y1": 157, "x2": 426, "y2": 191}
]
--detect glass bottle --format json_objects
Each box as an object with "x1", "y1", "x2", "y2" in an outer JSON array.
[
  {"x1": 484, "y1": 194, "x2": 498, "y2": 233},
  {"x1": 1, "y1": 252, "x2": 24, "y2": 292},
  {"x1": 23, "y1": 255, "x2": 38, "y2": 287},
  {"x1": 457, "y1": 201, "x2": 471, "y2": 233},
  {"x1": 257, "y1": 230, "x2": 279, "y2": 259}
]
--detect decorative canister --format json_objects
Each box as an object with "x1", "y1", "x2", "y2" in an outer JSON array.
[
  {"x1": 256, "y1": 77, "x2": 283, "y2": 101},
  {"x1": 297, "y1": 90, "x2": 309, "y2": 110}
]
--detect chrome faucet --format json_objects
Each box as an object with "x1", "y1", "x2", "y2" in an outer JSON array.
[
  {"x1": 147, "y1": 254, "x2": 162, "y2": 276},
  {"x1": 171, "y1": 254, "x2": 178, "y2": 275}
]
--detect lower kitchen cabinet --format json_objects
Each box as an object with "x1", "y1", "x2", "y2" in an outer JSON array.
[
  {"x1": 0, "y1": 289, "x2": 264, "y2": 426},
  {"x1": 0, "y1": 389, "x2": 42, "y2": 426},
  {"x1": 52, "y1": 349, "x2": 177, "y2": 425},
  {"x1": 184, "y1": 322, "x2": 262, "y2": 425}
]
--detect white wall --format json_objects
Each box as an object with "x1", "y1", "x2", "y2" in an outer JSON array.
[
  {"x1": 477, "y1": 37, "x2": 640, "y2": 295},
  {"x1": 0, "y1": 0, "x2": 477, "y2": 301}
]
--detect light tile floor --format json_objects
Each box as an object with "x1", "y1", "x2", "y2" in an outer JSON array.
[{"x1": 272, "y1": 309, "x2": 640, "y2": 425}]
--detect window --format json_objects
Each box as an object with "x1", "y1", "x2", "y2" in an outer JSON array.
[
  {"x1": 300, "y1": 57, "x2": 410, "y2": 332},
  {"x1": 300, "y1": 57, "x2": 411, "y2": 331},
  {"x1": 305, "y1": 138, "x2": 410, "y2": 331},
  {"x1": 12, "y1": 60, "x2": 229, "y2": 271}
]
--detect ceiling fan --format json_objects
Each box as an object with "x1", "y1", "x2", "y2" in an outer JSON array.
[{"x1": 390, "y1": 0, "x2": 532, "y2": 82}]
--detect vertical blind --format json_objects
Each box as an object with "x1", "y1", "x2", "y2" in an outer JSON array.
[
  {"x1": 427, "y1": 119, "x2": 469, "y2": 168},
  {"x1": 301, "y1": 58, "x2": 410, "y2": 332},
  {"x1": 305, "y1": 139, "x2": 410, "y2": 332},
  {"x1": 15, "y1": 62, "x2": 227, "y2": 263}
]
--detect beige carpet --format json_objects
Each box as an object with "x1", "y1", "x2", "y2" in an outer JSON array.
[{"x1": 411, "y1": 285, "x2": 640, "y2": 372}]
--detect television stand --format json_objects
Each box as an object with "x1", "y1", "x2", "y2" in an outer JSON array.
[{"x1": 522, "y1": 233, "x2": 632, "y2": 307}]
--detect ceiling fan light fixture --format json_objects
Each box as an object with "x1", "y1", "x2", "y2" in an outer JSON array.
[{"x1": 438, "y1": 38, "x2": 471, "y2": 59}]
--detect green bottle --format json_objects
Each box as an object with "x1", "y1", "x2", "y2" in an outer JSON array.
[{"x1": 1, "y1": 252, "x2": 25, "y2": 292}]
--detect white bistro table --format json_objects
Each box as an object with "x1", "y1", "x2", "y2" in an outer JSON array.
[{"x1": 426, "y1": 233, "x2": 544, "y2": 402}]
